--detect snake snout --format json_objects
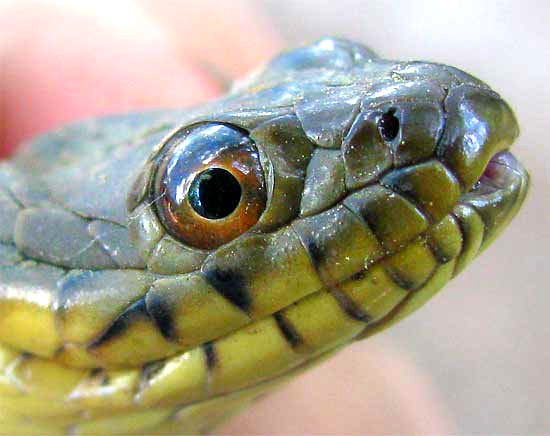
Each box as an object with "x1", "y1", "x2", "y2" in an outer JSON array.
[{"x1": 437, "y1": 85, "x2": 520, "y2": 192}]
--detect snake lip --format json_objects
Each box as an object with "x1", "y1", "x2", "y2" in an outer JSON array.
[
  {"x1": 462, "y1": 150, "x2": 529, "y2": 199},
  {"x1": 456, "y1": 148, "x2": 529, "y2": 247}
]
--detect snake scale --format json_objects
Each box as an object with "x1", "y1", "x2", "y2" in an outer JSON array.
[{"x1": 0, "y1": 38, "x2": 529, "y2": 434}]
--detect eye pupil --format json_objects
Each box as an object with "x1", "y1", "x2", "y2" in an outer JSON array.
[
  {"x1": 188, "y1": 168, "x2": 242, "y2": 219},
  {"x1": 378, "y1": 109, "x2": 400, "y2": 141}
]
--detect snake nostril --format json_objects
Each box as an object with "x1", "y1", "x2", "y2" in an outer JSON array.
[{"x1": 377, "y1": 108, "x2": 400, "y2": 142}]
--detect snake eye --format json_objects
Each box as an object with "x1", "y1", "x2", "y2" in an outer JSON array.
[
  {"x1": 378, "y1": 108, "x2": 400, "y2": 142},
  {"x1": 153, "y1": 123, "x2": 267, "y2": 250}
]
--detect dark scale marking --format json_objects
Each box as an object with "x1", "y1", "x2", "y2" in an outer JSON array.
[
  {"x1": 330, "y1": 288, "x2": 373, "y2": 323},
  {"x1": 57, "y1": 270, "x2": 95, "y2": 315},
  {"x1": 146, "y1": 290, "x2": 177, "y2": 342},
  {"x1": 302, "y1": 235, "x2": 324, "y2": 272},
  {"x1": 386, "y1": 260, "x2": 439, "y2": 294},
  {"x1": 428, "y1": 245, "x2": 453, "y2": 264},
  {"x1": 100, "y1": 373, "x2": 110, "y2": 387},
  {"x1": 343, "y1": 189, "x2": 430, "y2": 255},
  {"x1": 450, "y1": 209, "x2": 480, "y2": 277},
  {"x1": 382, "y1": 184, "x2": 433, "y2": 223},
  {"x1": 425, "y1": 216, "x2": 463, "y2": 265},
  {"x1": 355, "y1": 285, "x2": 416, "y2": 341},
  {"x1": 88, "y1": 368, "x2": 110, "y2": 386},
  {"x1": 203, "y1": 267, "x2": 251, "y2": 312},
  {"x1": 451, "y1": 206, "x2": 486, "y2": 277},
  {"x1": 88, "y1": 298, "x2": 149, "y2": 349},
  {"x1": 142, "y1": 360, "x2": 165, "y2": 382},
  {"x1": 451, "y1": 212, "x2": 468, "y2": 262},
  {"x1": 20, "y1": 352, "x2": 32, "y2": 360},
  {"x1": 350, "y1": 269, "x2": 367, "y2": 282},
  {"x1": 89, "y1": 368, "x2": 102, "y2": 377},
  {"x1": 341, "y1": 202, "x2": 384, "y2": 249},
  {"x1": 203, "y1": 342, "x2": 217, "y2": 369},
  {"x1": 139, "y1": 360, "x2": 166, "y2": 391},
  {"x1": 274, "y1": 312, "x2": 302, "y2": 348},
  {"x1": 426, "y1": 235, "x2": 449, "y2": 264},
  {"x1": 291, "y1": 223, "x2": 331, "y2": 289},
  {"x1": 383, "y1": 265, "x2": 418, "y2": 291}
]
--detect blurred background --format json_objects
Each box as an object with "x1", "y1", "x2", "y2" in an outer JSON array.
[{"x1": 1, "y1": 0, "x2": 548, "y2": 434}]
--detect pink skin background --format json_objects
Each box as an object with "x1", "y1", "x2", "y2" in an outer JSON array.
[{"x1": 0, "y1": 0, "x2": 505, "y2": 434}]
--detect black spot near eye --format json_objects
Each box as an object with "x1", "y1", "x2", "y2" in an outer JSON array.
[
  {"x1": 378, "y1": 108, "x2": 400, "y2": 142},
  {"x1": 188, "y1": 168, "x2": 242, "y2": 219}
]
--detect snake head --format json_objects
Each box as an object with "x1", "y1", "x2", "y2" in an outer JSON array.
[
  {"x1": 121, "y1": 38, "x2": 528, "y2": 363},
  {"x1": 0, "y1": 38, "x2": 528, "y2": 376},
  {"x1": 0, "y1": 37, "x2": 530, "y2": 436}
]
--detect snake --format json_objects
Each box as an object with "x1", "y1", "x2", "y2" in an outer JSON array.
[{"x1": 0, "y1": 37, "x2": 529, "y2": 435}]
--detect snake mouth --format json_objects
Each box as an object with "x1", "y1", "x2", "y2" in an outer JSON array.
[
  {"x1": 458, "y1": 150, "x2": 529, "y2": 249},
  {"x1": 466, "y1": 151, "x2": 528, "y2": 197}
]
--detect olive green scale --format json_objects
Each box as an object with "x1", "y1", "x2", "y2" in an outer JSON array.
[{"x1": 0, "y1": 37, "x2": 528, "y2": 434}]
